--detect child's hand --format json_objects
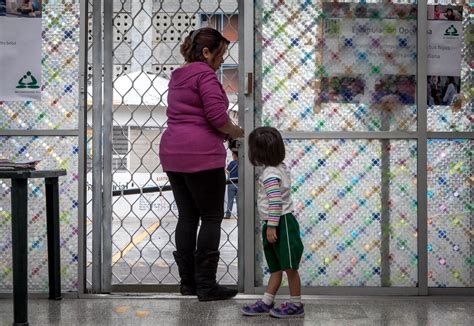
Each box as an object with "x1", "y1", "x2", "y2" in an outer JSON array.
[{"x1": 266, "y1": 227, "x2": 277, "y2": 243}]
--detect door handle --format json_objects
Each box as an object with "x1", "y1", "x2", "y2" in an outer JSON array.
[{"x1": 244, "y1": 72, "x2": 253, "y2": 95}]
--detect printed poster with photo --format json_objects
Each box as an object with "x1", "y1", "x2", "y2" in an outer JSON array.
[
  {"x1": 320, "y1": 2, "x2": 418, "y2": 105},
  {"x1": 0, "y1": 0, "x2": 42, "y2": 101},
  {"x1": 427, "y1": 5, "x2": 463, "y2": 77},
  {"x1": 318, "y1": 2, "x2": 463, "y2": 107},
  {"x1": 426, "y1": 5, "x2": 463, "y2": 107}
]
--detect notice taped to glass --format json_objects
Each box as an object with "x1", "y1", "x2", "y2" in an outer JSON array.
[{"x1": 0, "y1": 0, "x2": 42, "y2": 101}]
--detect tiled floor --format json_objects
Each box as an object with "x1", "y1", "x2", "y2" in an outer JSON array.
[{"x1": 1, "y1": 295, "x2": 473, "y2": 325}]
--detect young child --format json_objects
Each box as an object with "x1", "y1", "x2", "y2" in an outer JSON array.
[{"x1": 241, "y1": 127, "x2": 304, "y2": 318}]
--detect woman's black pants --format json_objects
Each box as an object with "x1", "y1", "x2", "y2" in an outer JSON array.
[
  {"x1": 167, "y1": 168, "x2": 225, "y2": 253},
  {"x1": 167, "y1": 168, "x2": 225, "y2": 290}
]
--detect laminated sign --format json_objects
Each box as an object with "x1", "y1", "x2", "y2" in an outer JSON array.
[
  {"x1": 427, "y1": 21, "x2": 462, "y2": 77},
  {"x1": 0, "y1": 0, "x2": 42, "y2": 101}
]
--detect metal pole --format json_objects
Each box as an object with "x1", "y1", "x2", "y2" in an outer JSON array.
[
  {"x1": 92, "y1": 0, "x2": 104, "y2": 293},
  {"x1": 280, "y1": 131, "x2": 417, "y2": 139},
  {"x1": 77, "y1": 0, "x2": 89, "y2": 296},
  {"x1": 416, "y1": 0, "x2": 428, "y2": 296},
  {"x1": 102, "y1": 0, "x2": 114, "y2": 293},
  {"x1": 237, "y1": 0, "x2": 245, "y2": 293},
  {"x1": 380, "y1": 110, "x2": 391, "y2": 287},
  {"x1": 0, "y1": 130, "x2": 79, "y2": 136},
  {"x1": 240, "y1": 0, "x2": 256, "y2": 294}
]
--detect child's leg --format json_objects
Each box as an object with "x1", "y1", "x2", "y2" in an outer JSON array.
[
  {"x1": 266, "y1": 271, "x2": 283, "y2": 295},
  {"x1": 241, "y1": 271, "x2": 282, "y2": 315},
  {"x1": 285, "y1": 269, "x2": 302, "y2": 306},
  {"x1": 261, "y1": 271, "x2": 282, "y2": 305},
  {"x1": 262, "y1": 221, "x2": 282, "y2": 301},
  {"x1": 268, "y1": 269, "x2": 304, "y2": 318},
  {"x1": 241, "y1": 221, "x2": 283, "y2": 316}
]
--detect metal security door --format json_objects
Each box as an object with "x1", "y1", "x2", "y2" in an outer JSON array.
[
  {"x1": 250, "y1": 0, "x2": 424, "y2": 294},
  {"x1": 248, "y1": 0, "x2": 473, "y2": 295},
  {"x1": 85, "y1": 0, "x2": 241, "y2": 292}
]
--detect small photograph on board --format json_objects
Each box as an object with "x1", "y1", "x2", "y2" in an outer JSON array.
[
  {"x1": 0, "y1": 0, "x2": 6, "y2": 16},
  {"x1": 428, "y1": 5, "x2": 462, "y2": 21},
  {"x1": 427, "y1": 75, "x2": 461, "y2": 106},
  {"x1": 372, "y1": 75, "x2": 416, "y2": 106},
  {"x1": 318, "y1": 75, "x2": 365, "y2": 104},
  {"x1": 6, "y1": 0, "x2": 41, "y2": 18}
]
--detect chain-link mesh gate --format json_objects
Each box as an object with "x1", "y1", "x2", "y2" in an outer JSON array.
[{"x1": 85, "y1": 0, "x2": 240, "y2": 291}]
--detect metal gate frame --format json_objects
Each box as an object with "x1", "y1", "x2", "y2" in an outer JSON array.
[
  {"x1": 81, "y1": 0, "x2": 244, "y2": 294},
  {"x1": 76, "y1": 0, "x2": 112, "y2": 294},
  {"x1": 78, "y1": 0, "x2": 473, "y2": 295}
]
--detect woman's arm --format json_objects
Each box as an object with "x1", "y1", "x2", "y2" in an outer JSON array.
[
  {"x1": 198, "y1": 71, "x2": 244, "y2": 138},
  {"x1": 217, "y1": 119, "x2": 244, "y2": 139}
]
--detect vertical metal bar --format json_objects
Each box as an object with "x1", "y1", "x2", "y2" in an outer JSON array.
[
  {"x1": 416, "y1": 0, "x2": 428, "y2": 296},
  {"x1": 239, "y1": 0, "x2": 256, "y2": 294},
  {"x1": 77, "y1": 0, "x2": 88, "y2": 296},
  {"x1": 220, "y1": 14, "x2": 224, "y2": 34},
  {"x1": 11, "y1": 178, "x2": 28, "y2": 325},
  {"x1": 471, "y1": 141, "x2": 473, "y2": 287},
  {"x1": 471, "y1": 141, "x2": 474, "y2": 288},
  {"x1": 236, "y1": 0, "x2": 243, "y2": 293},
  {"x1": 380, "y1": 152, "x2": 390, "y2": 285},
  {"x1": 102, "y1": 0, "x2": 114, "y2": 293},
  {"x1": 380, "y1": 112, "x2": 391, "y2": 286},
  {"x1": 237, "y1": 0, "x2": 245, "y2": 293},
  {"x1": 45, "y1": 177, "x2": 62, "y2": 300},
  {"x1": 92, "y1": 0, "x2": 103, "y2": 293}
]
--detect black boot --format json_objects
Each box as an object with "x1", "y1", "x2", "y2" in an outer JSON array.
[
  {"x1": 173, "y1": 251, "x2": 196, "y2": 295},
  {"x1": 195, "y1": 250, "x2": 238, "y2": 301}
]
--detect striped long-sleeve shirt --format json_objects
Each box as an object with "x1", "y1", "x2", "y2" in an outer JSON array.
[
  {"x1": 257, "y1": 164, "x2": 294, "y2": 227},
  {"x1": 263, "y1": 177, "x2": 282, "y2": 226}
]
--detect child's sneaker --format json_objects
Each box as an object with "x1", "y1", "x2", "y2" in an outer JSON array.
[
  {"x1": 240, "y1": 300, "x2": 274, "y2": 316},
  {"x1": 269, "y1": 302, "x2": 304, "y2": 318}
]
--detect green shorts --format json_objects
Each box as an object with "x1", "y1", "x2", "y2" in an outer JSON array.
[{"x1": 262, "y1": 213, "x2": 304, "y2": 273}]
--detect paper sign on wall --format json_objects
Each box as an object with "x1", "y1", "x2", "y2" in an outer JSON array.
[
  {"x1": 0, "y1": 0, "x2": 42, "y2": 101},
  {"x1": 427, "y1": 21, "x2": 463, "y2": 77}
]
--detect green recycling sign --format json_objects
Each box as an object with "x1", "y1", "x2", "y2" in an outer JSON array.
[
  {"x1": 16, "y1": 71, "x2": 40, "y2": 89},
  {"x1": 444, "y1": 25, "x2": 459, "y2": 37}
]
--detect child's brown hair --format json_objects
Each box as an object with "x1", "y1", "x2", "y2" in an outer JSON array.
[{"x1": 248, "y1": 127, "x2": 285, "y2": 167}]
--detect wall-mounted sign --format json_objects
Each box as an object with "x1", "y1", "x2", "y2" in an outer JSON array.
[
  {"x1": 0, "y1": 0, "x2": 42, "y2": 101},
  {"x1": 427, "y1": 5, "x2": 463, "y2": 77}
]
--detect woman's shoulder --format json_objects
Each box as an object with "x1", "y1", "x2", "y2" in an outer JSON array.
[
  {"x1": 170, "y1": 62, "x2": 216, "y2": 87},
  {"x1": 176, "y1": 62, "x2": 213, "y2": 74}
]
